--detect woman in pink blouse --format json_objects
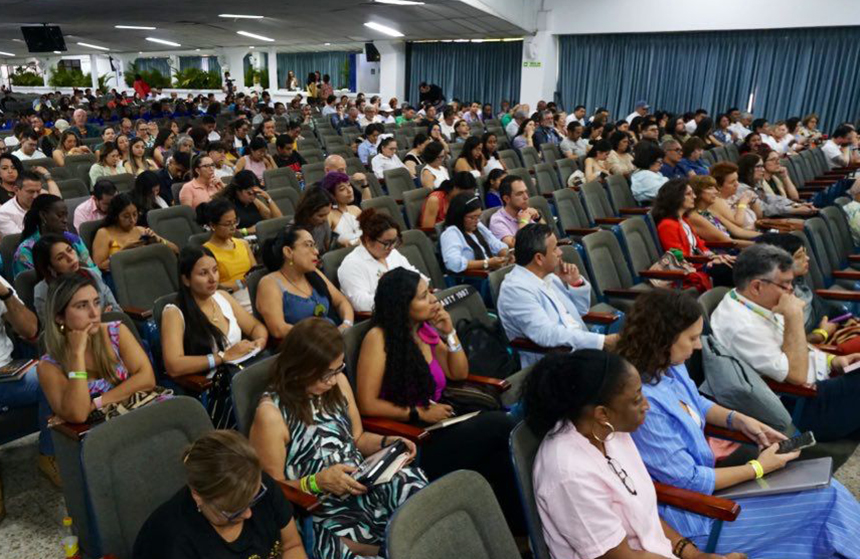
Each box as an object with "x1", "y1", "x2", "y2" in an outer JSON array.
[
  {"x1": 524, "y1": 350, "x2": 745, "y2": 559},
  {"x1": 179, "y1": 154, "x2": 225, "y2": 209}
]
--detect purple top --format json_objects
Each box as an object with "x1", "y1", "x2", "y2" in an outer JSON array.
[
  {"x1": 42, "y1": 321, "x2": 129, "y2": 397},
  {"x1": 417, "y1": 322, "x2": 447, "y2": 401}
]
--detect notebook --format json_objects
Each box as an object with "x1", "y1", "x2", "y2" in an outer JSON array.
[
  {"x1": 352, "y1": 439, "x2": 411, "y2": 486},
  {"x1": 0, "y1": 358, "x2": 37, "y2": 383},
  {"x1": 714, "y1": 457, "x2": 832, "y2": 499},
  {"x1": 424, "y1": 411, "x2": 481, "y2": 432}
]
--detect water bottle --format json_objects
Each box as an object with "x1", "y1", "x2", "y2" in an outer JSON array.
[{"x1": 62, "y1": 516, "x2": 81, "y2": 559}]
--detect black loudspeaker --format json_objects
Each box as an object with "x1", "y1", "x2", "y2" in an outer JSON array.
[
  {"x1": 21, "y1": 26, "x2": 66, "y2": 53},
  {"x1": 365, "y1": 42, "x2": 381, "y2": 62}
]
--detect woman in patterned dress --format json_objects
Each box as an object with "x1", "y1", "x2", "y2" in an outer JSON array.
[{"x1": 250, "y1": 317, "x2": 427, "y2": 559}]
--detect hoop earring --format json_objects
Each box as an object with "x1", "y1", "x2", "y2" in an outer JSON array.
[{"x1": 592, "y1": 421, "x2": 616, "y2": 443}]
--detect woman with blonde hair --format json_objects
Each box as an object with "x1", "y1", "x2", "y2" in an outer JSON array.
[{"x1": 124, "y1": 137, "x2": 158, "y2": 176}]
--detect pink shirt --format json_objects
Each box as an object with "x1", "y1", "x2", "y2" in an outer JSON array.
[
  {"x1": 179, "y1": 178, "x2": 220, "y2": 209},
  {"x1": 533, "y1": 422, "x2": 673, "y2": 559},
  {"x1": 73, "y1": 196, "x2": 106, "y2": 231}
]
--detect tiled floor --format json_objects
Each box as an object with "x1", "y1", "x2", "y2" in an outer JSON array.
[{"x1": 2, "y1": 433, "x2": 860, "y2": 559}]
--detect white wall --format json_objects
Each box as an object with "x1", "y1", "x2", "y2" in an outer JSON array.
[{"x1": 355, "y1": 54, "x2": 380, "y2": 96}]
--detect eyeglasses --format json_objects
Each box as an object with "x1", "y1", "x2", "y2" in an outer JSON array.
[
  {"x1": 216, "y1": 220, "x2": 238, "y2": 228},
  {"x1": 606, "y1": 455, "x2": 637, "y2": 496},
  {"x1": 759, "y1": 278, "x2": 793, "y2": 293},
  {"x1": 375, "y1": 236, "x2": 402, "y2": 250},
  {"x1": 217, "y1": 483, "x2": 268, "y2": 522},
  {"x1": 320, "y1": 362, "x2": 346, "y2": 383},
  {"x1": 754, "y1": 163, "x2": 765, "y2": 169}
]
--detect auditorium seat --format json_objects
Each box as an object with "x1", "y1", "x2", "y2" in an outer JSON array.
[
  {"x1": 582, "y1": 229, "x2": 653, "y2": 312},
  {"x1": 56, "y1": 178, "x2": 90, "y2": 199},
  {"x1": 0, "y1": 233, "x2": 21, "y2": 280},
  {"x1": 77, "y1": 219, "x2": 102, "y2": 254},
  {"x1": 606, "y1": 174, "x2": 650, "y2": 215},
  {"x1": 268, "y1": 187, "x2": 299, "y2": 216},
  {"x1": 520, "y1": 146, "x2": 541, "y2": 169},
  {"x1": 580, "y1": 181, "x2": 627, "y2": 228},
  {"x1": 506, "y1": 167, "x2": 538, "y2": 197},
  {"x1": 360, "y1": 195, "x2": 407, "y2": 230},
  {"x1": 402, "y1": 187, "x2": 430, "y2": 230},
  {"x1": 498, "y1": 149, "x2": 521, "y2": 170},
  {"x1": 110, "y1": 243, "x2": 178, "y2": 321},
  {"x1": 532, "y1": 162, "x2": 563, "y2": 197},
  {"x1": 147, "y1": 205, "x2": 203, "y2": 250},
  {"x1": 552, "y1": 188, "x2": 597, "y2": 241},
  {"x1": 384, "y1": 167, "x2": 417, "y2": 204},
  {"x1": 263, "y1": 167, "x2": 301, "y2": 191},
  {"x1": 254, "y1": 216, "x2": 292, "y2": 248},
  {"x1": 321, "y1": 245, "x2": 355, "y2": 288}
]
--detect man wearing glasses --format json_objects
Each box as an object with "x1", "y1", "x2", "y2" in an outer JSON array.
[
  {"x1": 711, "y1": 244, "x2": 860, "y2": 442},
  {"x1": 658, "y1": 139, "x2": 687, "y2": 180}
]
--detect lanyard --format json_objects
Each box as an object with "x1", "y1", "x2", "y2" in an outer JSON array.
[{"x1": 728, "y1": 289, "x2": 782, "y2": 330}]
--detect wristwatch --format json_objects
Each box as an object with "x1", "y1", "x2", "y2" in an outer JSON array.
[
  {"x1": 482, "y1": 259, "x2": 489, "y2": 270},
  {"x1": 0, "y1": 289, "x2": 13, "y2": 301},
  {"x1": 217, "y1": 350, "x2": 225, "y2": 364},
  {"x1": 409, "y1": 406, "x2": 419, "y2": 423}
]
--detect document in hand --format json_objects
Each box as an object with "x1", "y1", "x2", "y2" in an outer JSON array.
[{"x1": 353, "y1": 439, "x2": 411, "y2": 486}]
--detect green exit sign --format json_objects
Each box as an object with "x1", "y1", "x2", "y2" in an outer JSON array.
[{"x1": 523, "y1": 61, "x2": 542, "y2": 68}]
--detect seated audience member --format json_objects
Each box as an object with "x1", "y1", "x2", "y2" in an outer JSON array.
[
  {"x1": 738, "y1": 132, "x2": 762, "y2": 156},
  {"x1": 32, "y1": 234, "x2": 117, "y2": 323},
  {"x1": 533, "y1": 110, "x2": 562, "y2": 148},
  {"x1": 419, "y1": 141, "x2": 450, "y2": 190},
  {"x1": 124, "y1": 137, "x2": 158, "y2": 176},
  {"x1": 737, "y1": 153, "x2": 813, "y2": 217},
  {"x1": 161, "y1": 246, "x2": 267, "y2": 380},
  {"x1": 639, "y1": 118, "x2": 661, "y2": 145},
  {"x1": 155, "y1": 152, "x2": 190, "y2": 207},
  {"x1": 150, "y1": 129, "x2": 174, "y2": 168},
  {"x1": 662, "y1": 116, "x2": 691, "y2": 145},
  {"x1": 653, "y1": 178, "x2": 735, "y2": 291},
  {"x1": 842, "y1": 182, "x2": 860, "y2": 245},
  {"x1": 135, "y1": 430, "x2": 306, "y2": 559},
  {"x1": 453, "y1": 136, "x2": 485, "y2": 178},
  {"x1": 74, "y1": 179, "x2": 117, "y2": 232},
  {"x1": 52, "y1": 130, "x2": 91, "y2": 167},
  {"x1": 524, "y1": 350, "x2": 740, "y2": 559},
  {"x1": 37, "y1": 273, "x2": 157, "y2": 424},
  {"x1": 355, "y1": 268, "x2": 522, "y2": 531},
  {"x1": 234, "y1": 137, "x2": 276, "y2": 183},
  {"x1": 687, "y1": 175, "x2": 757, "y2": 247},
  {"x1": 180, "y1": 154, "x2": 226, "y2": 210},
  {"x1": 658, "y1": 139, "x2": 687, "y2": 180},
  {"x1": 88, "y1": 142, "x2": 125, "y2": 185},
  {"x1": 14, "y1": 194, "x2": 97, "y2": 278},
  {"x1": 630, "y1": 143, "x2": 667, "y2": 203},
  {"x1": 583, "y1": 139, "x2": 612, "y2": 183},
  {"x1": 759, "y1": 146, "x2": 803, "y2": 203},
  {"x1": 207, "y1": 142, "x2": 234, "y2": 181},
  {"x1": 712, "y1": 244, "x2": 860, "y2": 441},
  {"x1": 452, "y1": 120, "x2": 472, "y2": 144},
  {"x1": 129, "y1": 171, "x2": 169, "y2": 227},
  {"x1": 11, "y1": 129, "x2": 47, "y2": 161},
  {"x1": 198, "y1": 199, "x2": 256, "y2": 311},
  {"x1": 370, "y1": 136, "x2": 405, "y2": 180},
  {"x1": 483, "y1": 168, "x2": 506, "y2": 208},
  {"x1": 272, "y1": 134, "x2": 306, "y2": 173},
  {"x1": 419, "y1": 172, "x2": 474, "y2": 228},
  {"x1": 321, "y1": 172, "x2": 362, "y2": 248},
  {"x1": 218, "y1": 170, "x2": 281, "y2": 233},
  {"x1": 256, "y1": 227, "x2": 354, "y2": 339},
  {"x1": 338, "y1": 209, "x2": 425, "y2": 313},
  {"x1": 560, "y1": 121, "x2": 589, "y2": 159},
  {"x1": 620, "y1": 289, "x2": 860, "y2": 557},
  {"x1": 440, "y1": 192, "x2": 508, "y2": 273},
  {"x1": 92, "y1": 193, "x2": 178, "y2": 273},
  {"x1": 677, "y1": 137, "x2": 710, "y2": 176},
  {"x1": 797, "y1": 113, "x2": 823, "y2": 144},
  {"x1": 357, "y1": 123, "x2": 384, "y2": 166},
  {"x1": 691, "y1": 116, "x2": 722, "y2": 149},
  {"x1": 323, "y1": 154, "x2": 369, "y2": 202},
  {"x1": 403, "y1": 133, "x2": 429, "y2": 177},
  {"x1": 498, "y1": 224, "x2": 617, "y2": 366},
  {"x1": 0, "y1": 153, "x2": 23, "y2": 205},
  {"x1": 713, "y1": 114, "x2": 735, "y2": 144},
  {"x1": 293, "y1": 186, "x2": 335, "y2": 254},
  {"x1": 512, "y1": 119, "x2": 536, "y2": 151},
  {"x1": 730, "y1": 112, "x2": 753, "y2": 141},
  {"x1": 606, "y1": 131, "x2": 635, "y2": 177},
  {"x1": 709, "y1": 161, "x2": 761, "y2": 232},
  {"x1": 481, "y1": 132, "x2": 505, "y2": 176},
  {"x1": 489, "y1": 175, "x2": 542, "y2": 247},
  {"x1": 250, "y1": 318, "x2": 426, "y2": 559}
]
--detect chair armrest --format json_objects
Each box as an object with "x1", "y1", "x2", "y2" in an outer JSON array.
[
  {"x1": 173, "y1": 374, "x2": 212, "y2": 393},
  {"x1": 815, "y1": 289, "x2": 860, "y2": 301},
  {"x1": 508, "y1": 337, "x2": 570, "y2": 353},
  {"x1": 594, "y1": 217, "x2": 626, "y2": 225},
  {"x1": 704, "y1": 424, "x2": 755, "y2": 445},
  {"x1": 803, "y1": 180, "x2": 836, "y2": 187},
  {"x1": 653, "y1": 482, "x2": 740, "y2": 522},
  {"x1": 705, "y1": 241, "x2": 737, "y2": 250},
  {"x1": 458, "y1": 269, "x2": 489, "y2": 278},
  {"x1": 416, "y1": 226, "x2": 437, "y2": 235},
  {"x1": 354, "y1": 311, "x2": 372, "y2": 322},
  {"x1": 582, "y1": 311, "x2": 619, "y2": 324},
  {"x1": 685, "y1": 255, "x2": 712, "y2": 264},
  {"x1": 764, "y1": 378, "x2": 818, "y2": 398},
  {"x1": 361, "y1": 416, "x2": 430, "y2": 442},
  {"x1": 48, "y1": 417, "x2": 92, "y2": 441},
  {"x1": 277, "y1": 480, "x2": 320, "y2": 512},
  {"x1": 619, "y1": 207, "x2": 650, "y2": 215},
  {"x1": 848, "y1": 255, "x2": 860, "y2": 263},
  {"x1": 638, "y1": 269, "x2": 687, "y2": 281},
  {"x1": 564, "y1": 227, "x2": 599, "y2": 236},
  {"x1": 831, "y1": 270, "x2": 860, "y2": 280},
  {"x1": 603, "y1": 288, "x2": 644, "y2": 299},
  {"x1": 465, "y1": 374, "x2": 511, "y2": 392},
  {"x1": 121, "y1": 305, "x2": 152, "y2": 320}
]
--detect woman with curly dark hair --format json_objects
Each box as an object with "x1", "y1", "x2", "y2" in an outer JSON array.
[
  {"x1": 617, "y1": 289, "x2": 860, "y2": 558},
  {"x1": 355, "y1": 267, "x2": 522, "y2": 532}
]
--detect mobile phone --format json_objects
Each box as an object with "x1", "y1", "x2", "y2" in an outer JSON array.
[
  {"x1": 829, "y1": 313, "x2": 853, "y2": 324},
  {"x1": 777, "y1": 431, "x2": 816, "y2": 454},
  {"x1": 139, "y1": 234, "x2": 153, "y2": 242}
]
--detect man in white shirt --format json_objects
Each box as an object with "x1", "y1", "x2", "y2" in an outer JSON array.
[
  {"x1": 625, "y1": 100, "x2": 649, "y2": 124},
  {"x1": 11, "y1": 130, "x2": 46, "y2": 161},
  {"x1": 440, "y1": 106, "x2": 458, "y2": 140},
  {"x1": 321, "y1": 94, "x2": 338, "y2": 116},
  {"x1": 730, "y1": 112, "x2": 754, "y2": 142},
  {"x1": 822, "y1": 126, "x2": 859, "y2": 170},
  {"x1": 565, "y1": 104, "x2": 587, "y2": 127},
  {"x1": 753, "y1": 118, "x2": 779, "y2": 151},
  {"x1": 711, "y1": 244, "x2": 860, "y2": 441},
  {"x1": 685, "y1": 109, "x2": 708, "y2": 135},
  {"x1": 560, "y1": 121, "x2": 588, "y2": 159},
  {"x1": 358, "y1": 105, "x2": 382, "y2": 128},
  {"x1": 0, "y1": 170, "x2": 45, "y2": 236},
  {"x1": 506, "y1": 110, "x2": 527, "y2": 140}
]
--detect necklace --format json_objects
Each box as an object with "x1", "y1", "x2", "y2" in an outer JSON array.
[
  {"x1": 280, "y1": 269, "x2": 312, "y2": 298},
  {"x1": 209, "y1": 298, "x2": 219, "y2": 325}
]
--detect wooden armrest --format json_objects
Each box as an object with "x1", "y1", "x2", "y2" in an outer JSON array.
[
  {"x1": 798, "y1": 185, "x2": 828, "y2": 192},
  {"x1": 594, "y1": 217, "x2": 626, "y2": 225},
  {"x1": 465, "y1": 374, "x2": 511, "y2": 392},
  {"x1": 764, "y1": 378, "x2": 818, "y2": 398},
  {"x1": 173, "y1": 374, "x2": 212, "y2": 393},
  {"x1": 565, "y1": 227, "x2": 599, "y2": 236},
  {"x1": 685, "y1": 255, "x2": 711, "y2": 264},
  {"x1": 848, "y1": 255, "x2": 860, "y2": 263},
  {"x1": 638, "y1": 269, "x2": 687, "y2": 280},
  {"x1": 704, "y1": 424, "x2": 754, "y2": 444},
  {"x1": 619, "y1": 207, "x2": 650, "y2": 215},
  {"x1": 48, "y1": 417, "x2": 92, "y2": 441},
  {"x1": 459, "y1": 269, "x2": 489, "y2": 278},
  {"x1": 603, "y1": 288, "x2": 644, "y2": 299},
  {"x1": 354, "y1": 311, "x2": 372, "y2": 321},
  {"x1": 277, "y1": 480, "x2": 320, "y2": 512},
  {"x1": 832, "y1": 270, "x2": 860, "y2": 280},
  {"x1": 804, "y1": 180, "x2": 837, "y2": 186},
  {"x1": 508, "y1": 337, "x2": 570, "y2": 353},
  {"x1": 815, "y1": 289, "x2": 860, "y2": 301},
  {"x1": 361, "y1": 416, "x2": 430, "y2": 442},
  {"x1": 705, "y1": 241, "x2": 737, "y2": 249},
  {"x1": 121, "y1": 305, "x2": 152, "y2": 320},
  {"x1": 582, "y1": 311, "x2": 619, "y2": 324},
  {"x1": 654, "y1": 482, "x2": 740, "y2": 522}
]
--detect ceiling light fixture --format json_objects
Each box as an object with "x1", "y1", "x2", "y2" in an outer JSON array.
[
  {"x1": 53, "y1": 50, "x2": 62, "y2": 54},
  {"x1": 77, "y1": 42, "x2": 110, "y2": 51},
  {"x1": 146, "y1": 37, "x2": 181, "y2": 47},
  {"x1": 219, "y1": 14, "x2": 264, "y2": 19},
  {"x1": 375, "y1": 0, "x2": 425, "y2": 5},
  {"x1": 0, "y1": 51, "x2": 15, "y2": 57},
  {"x1": 249, "y1": 46, "x2": 255, "y2": 49},
  {"x1": 324, "y1": 42, "x2": 331, "y2": 46},
  {"x1": 237, "y1": 31, "x2": 274, "y2": 42},
  {"x1": 363, "y1": 21, "x2": 403, "y2": 37},
  {"x1": 115, "y1": 25, "x2": 156, "y2": 30}
]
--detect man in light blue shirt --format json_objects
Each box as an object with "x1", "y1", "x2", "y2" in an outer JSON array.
[
  {"x1": 498, "y1": 223, "x2": 617, "y2": 366},
  {"x1": 357, "y1": 123, "x2": 384, "y2": 166}
]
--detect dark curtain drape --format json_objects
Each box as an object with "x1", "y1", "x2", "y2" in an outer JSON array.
[
  {"x1": 557, "y1": 27, "x2": 860, "y2": 131},
  {"x1": 406, "y1": 40, "x2": 522, "y2": 111},
  {"x1": 276, "y1": 51, "x2": 354, "y2": 91},
  {"x1": 179, "y1": 56, "x2": 202, "y2": 71},
  {"x1": 133, "y1": 57, "x2": 171, "y2": 77}
]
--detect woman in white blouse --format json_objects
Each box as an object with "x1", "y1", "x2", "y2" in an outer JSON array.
[
  {"x1": 370, "y1": 136, "x2": 406, "y2": 180},
  {"x1": 337, "y1": 209, "x2": 425, "y2": 313},
  {"x1": 321, "y1": 171, "x2": 362, "y2": 248},
  {"x1": 420, "y1": 141, "x2": 450, "y2": 189}
]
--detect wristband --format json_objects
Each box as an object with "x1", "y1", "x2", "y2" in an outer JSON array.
[
  {"x1": 342, "y1": 319, "x2": 353, "y2": 328},
  {"x1": 726, "y1": 410, "x2": 735, "y2": 430},
  {"x1": 240, "y1": 227, "x2": 249, "y2": 236},
  {"x1": 737, "y1": 203, "x2": 748, "y2": 209},
  {"x1": 207, "y1": 353, "x2": 216, "y2": 370},
  {"x1": 812, "y1": 328, "x2": 829, "y2": 342},
  {"x1": 827, "y1": 353, "x2": 835, "y2": 370},
  {"x1": 93, "y1": 396, "x2": 104, "y2": 410},
  {"x1": 309, "y1": 473, "x2": 321, "y2": 494},
  {"x1": 0, "y1": 289, "x2": 14, "y2": 301},
  {"x1": 68, "y1": 371, "x2": 88, "y2": 380},
  {"x1": 748, "y1": 459, "x2": 764, "y2": 479},
  {"x1": 300, "y1": 476, "x2": 310, "y2": 494},
  {"x1": 518, "y1": 219, "x2": 529, "y2": 225}
]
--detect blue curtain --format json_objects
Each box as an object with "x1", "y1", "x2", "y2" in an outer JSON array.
[
  {"x1": 406, "y1": 41, "x2": 522, "y2": 112},
  {"x1": 207, "y1": 56, "x2": 221, "y2": 75},
  {"x1": 134, "y1": 57, "x2": 171, "y2": 77},
  {"x1": 276, "y1": 51, "x2": 353, "y2": 91},
  {"x1": 557, "y1": 27, "x2": 860, "y2": 131},
  {"x1": 179, "y1": 56, "x2": 203, "y2": 71}
]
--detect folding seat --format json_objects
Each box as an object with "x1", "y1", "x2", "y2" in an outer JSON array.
[
  {"x1": 383, "y1": 167, "x2": 416, "y2": 203},
  {"x1": 147, "y1": 205, "x2": 204, "y2": 250},
  {"x1": 520, "y1": 146, "x2": 541, "y2": 169},
  {"x1": 263, "y1": 167, "x2": 301, "y2": 191}
]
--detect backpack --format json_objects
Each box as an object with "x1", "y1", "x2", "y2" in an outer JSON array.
[{"x1": 456, "y1": 317, "x2": 521, "y2": 380}]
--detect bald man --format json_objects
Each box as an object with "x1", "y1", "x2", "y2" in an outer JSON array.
[{"x1": 324, "y1": 155, "x2": 370, "y2": 201}]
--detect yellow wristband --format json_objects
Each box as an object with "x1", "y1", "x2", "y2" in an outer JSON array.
[
  {"x1": 748, "y1": 459, "x2": 764, "y2": 479},
  {"x1": 812, "y1": 328, "x2": 829, "y2": 342},
  {"x1": 737, "y1": 203, "x2": 748, "y2": 209},
  {"x1": 827, "y1": 354, "x2": 835, "y2": 370}
]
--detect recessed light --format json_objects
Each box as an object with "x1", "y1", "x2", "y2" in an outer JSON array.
[
  {"x1": 249, "y1": 46, "x2": 255, "y2": 49},
  {"x1": 195, "y1": 48, "x2": 201, "y2": 52},
  {"x1": 219, "y1": 14, "x2": 264, "y2": 19},
  {"x1": 115, "y1": 25, "x2": 157, "y2": 30},
  {"x1": 364, "y1": 21, "x2": 404, "y2": 38},
  {"x1": 324, "y1": 42, "x2": 331, "y2": 46},
  {"x1": 53, "y1": 50, "x2": 62, "y2": 54},
  {"x1": 237, "y1": 31, "x2": 274, "y2": 42},
  {"x1": 0, "y1": 51, "x2": 15, "y2": 57},
  {"x1": 77, "y1": 42, "x2": 110, "y2": 51},
  {"x1": 375, "y1": 0, "x2": 425, "y2": 5},
  {"x1": 146, "y1": 37, "x2": 181, "y2": 47}
]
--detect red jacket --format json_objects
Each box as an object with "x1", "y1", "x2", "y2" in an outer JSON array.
[
  {"x1": 133, "y1": 79, "x2": 151, "y2": 99},
  {"x1": 657, "y1": 217, "x2": 708, "y2": 256}
]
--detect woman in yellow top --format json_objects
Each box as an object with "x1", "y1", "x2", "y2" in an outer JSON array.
[{"x1": 198, "y1": 198, "x2": 256, "y2": 312}]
